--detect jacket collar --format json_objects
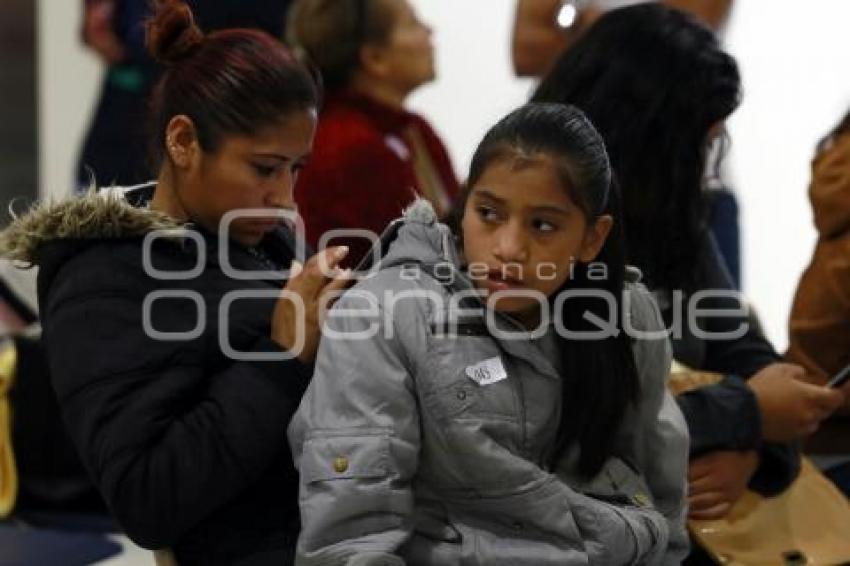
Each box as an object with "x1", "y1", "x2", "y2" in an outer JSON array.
[
  {"x1": 0, "y1": 184, "x2": 299, "y2": 300},
  {"x1": 0, "y1": 184, "x2": 181, "y2": 267},
  {"x1": 371, "y1": 199, "x2": 561, "y2": 380}
]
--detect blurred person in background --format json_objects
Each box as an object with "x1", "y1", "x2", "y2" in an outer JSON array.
[
  {"x1": 532, "y1": 5, "x2": 847, "y2": 549},
  {"x1": 514, "y1": 0, "x2": 744, "y2": 288},
  {"x1": 512, "y1": 0, "x2": 734, "y2": 79},
  {"x1": 288, "y1": 0, "x2": 460, "y2": 268},
  {"x1": 787, "y1": 111, "x2": 850, "y2": 496}
]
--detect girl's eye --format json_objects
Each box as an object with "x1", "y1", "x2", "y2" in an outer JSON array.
[
  {"x1": 476, "y1": 205, "x2": 500, "y2": 222},
  {"x1": 532, "y1": 218, "x2": 558, "y2": 233},
  {"x1": 252, "y1": 164, "x2": 277, "y2": 177}
]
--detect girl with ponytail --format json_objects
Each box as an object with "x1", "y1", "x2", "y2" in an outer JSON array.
[{"x1": 290, "y1": 103, "x2": 690, "y2": 565}]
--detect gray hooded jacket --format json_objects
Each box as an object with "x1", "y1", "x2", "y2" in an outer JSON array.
[{"x1": 290, "y1": 201, "x2": 689, "y2": 565}]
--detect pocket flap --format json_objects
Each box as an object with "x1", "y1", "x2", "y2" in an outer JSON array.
[
  {"x1": 300, "y1": 431, "x2": 391, "y2": 484},
  {"x1": 559, "y1": 456, "x2": 655, "y2": 508}
]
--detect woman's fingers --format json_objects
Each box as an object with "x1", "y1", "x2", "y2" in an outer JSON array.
[
  {"x1": 688, "y1": 474, "x2": 720, "y2": 497},
  {"x1": 808, "y1": 385, "x2": 844, "y2": 414},
  {"x1": 286, "y1": 246, "x2": 349, "y2": 297},
  {"x1": 688, "y1": 459, "x2": 714, "y2": 482},
  {"x1": 272, "y1": 248, "x2": 354, "y2": 361},
  {"x1": 317, "y1": 269, "x2": 355, "y2": 314},
  {"x1": 323, "y1": 268, "x2": 355, "y2": 295},
  {"x1": 289, "y1": 260, "x2": 304, "y2": 279},
  {"x1": 689, "y1": 500, "x2": 732, "y2": 520},
  {"x1": 688, "y1": 490, "x2": 725, "y2": 510}
]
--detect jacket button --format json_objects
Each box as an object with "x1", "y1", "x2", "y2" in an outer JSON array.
[
  {"x1": 511, "y1": 521, "x2": 524, "y2": 532},
  {"x1": 456, "y1": 390, "x2": 467, "y2": 400},
  {"x1": 633, "y1": 493, "x2": 651, "y2": 507},
  {"x1": 333, "y1": 457, "x2": 349, "y2": 473}
]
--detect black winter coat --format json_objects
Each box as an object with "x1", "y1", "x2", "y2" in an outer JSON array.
[{"x1": 12, "y1": 186, "x2": 309, "y2": 565}]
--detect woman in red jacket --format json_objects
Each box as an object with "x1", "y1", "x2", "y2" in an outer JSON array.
[{"x1": 288, "y1": 0, "x2": 459, "y2": 267}]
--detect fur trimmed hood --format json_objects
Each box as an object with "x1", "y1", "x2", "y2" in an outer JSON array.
[{"x1": 0, "y1": 189, "x2": 181, "y2": 266}]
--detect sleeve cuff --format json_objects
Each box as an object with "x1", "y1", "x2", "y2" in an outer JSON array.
[
  {"x1": 677, "y1": 374, "x2": 762, "y2": 456},
  {"x1": 749, "y1": 442, "x2": 801, "y2": 496}
]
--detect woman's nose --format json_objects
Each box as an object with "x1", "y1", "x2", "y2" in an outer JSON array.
[{"x1": 266, "y1": 169, "x2": 296, "y2": 210}]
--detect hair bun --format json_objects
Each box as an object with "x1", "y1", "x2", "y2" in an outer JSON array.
[{"x1": 145, "y1": 0, "x2": 204, "y2": 65}]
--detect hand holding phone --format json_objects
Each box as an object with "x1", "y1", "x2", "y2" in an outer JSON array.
[
  {"x1": 827, "y1": 362, "x2": 850, "y2": 389},
  {"x1": 749, "y1": 363, "x2": 845, "y2": 441}
]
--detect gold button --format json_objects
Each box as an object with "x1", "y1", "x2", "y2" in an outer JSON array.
[
  {"x1": 633, "y1": 493, "x2": 651, "y2": 507},
  {"x1": 333, "y1": 457, "x2": 349, "y2": 473}
]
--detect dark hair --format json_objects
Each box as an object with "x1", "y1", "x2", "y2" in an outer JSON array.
[
  {"x1": 145, "y1": 0, "x2": 319, "y2": 166},
  {"x1": 456, "y1": 103, "x2": 640, "y2": 477},
  {"x1": 533, "y1": 4, "x2": 741, "y2": 293},
  {"x1": 287, "y1": 0, "x2": 396, "y2": 91}
]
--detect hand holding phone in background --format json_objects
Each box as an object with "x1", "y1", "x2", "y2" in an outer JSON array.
[
  {"x1": 749, "y1": 363, "x2": 845, "y2": 441},
  {"x1": 827, "y1": 362, "x2": 850, "y2": 389},
  {"x1": 826, "y1": 362, "x2": 850, "y2": 413}
]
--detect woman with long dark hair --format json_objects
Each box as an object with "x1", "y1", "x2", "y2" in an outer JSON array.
[
  {"x1": 511, "y1": 0, "x2": 734, "y2": 78},
  {"x1": 533, "y1": 3, "x2": 845, "y2": 522},
  {"x1": 1, "y1": 1, "x2": 349, "y2": 563},
  {"x1": 290, "y1": 103, "x2": 689, "y2": 564}
]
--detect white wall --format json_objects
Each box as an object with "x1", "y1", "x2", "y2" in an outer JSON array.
[
  {"x1": 408, "y1": 0, "x2": 850, "y2": 351},
  {"x1": 38, "y1": 0, "x2": 850, "y2": 349},
  {"x1": 408, "y1": 0, "x2": 533, "y2": 177},
  {"x1": 37, "y1": 0, "x2": 102, "y2": 200},
  {"x1": 724, "y1": 1, "x2": 850, "y2": 350}
]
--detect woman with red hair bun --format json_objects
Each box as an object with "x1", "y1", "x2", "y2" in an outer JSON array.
[{"x1": 1, "y1": 1, "x2": 347, "y2": 563}]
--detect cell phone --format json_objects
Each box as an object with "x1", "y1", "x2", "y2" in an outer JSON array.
[{"x1": 826, "y1": 362, "x2": 850, "y2": 388}]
